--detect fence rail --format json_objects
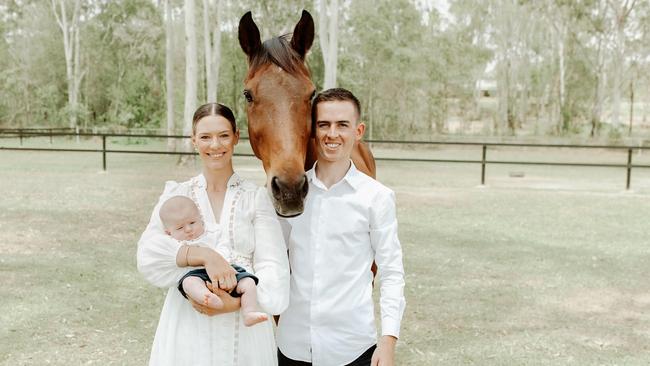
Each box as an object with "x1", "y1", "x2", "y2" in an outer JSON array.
[{"x1": 2, "y1": 130, "x2": 649, "y2": 190}]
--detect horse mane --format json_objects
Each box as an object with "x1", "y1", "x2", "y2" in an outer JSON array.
[{"x1": 248, "y1": 34, "x2": 310, "y2": 77}]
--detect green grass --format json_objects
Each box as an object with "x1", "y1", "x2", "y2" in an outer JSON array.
[{"x1": 1, "y1": 145, "x2": 650, "y2": 365}]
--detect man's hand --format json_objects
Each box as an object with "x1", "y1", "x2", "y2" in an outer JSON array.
[
  {"x1": 189, "y1": 284, "x2": 241, "y2": 316},
  {"x1": 371, "y1": 335, "x2": 397, "y2": 366}
]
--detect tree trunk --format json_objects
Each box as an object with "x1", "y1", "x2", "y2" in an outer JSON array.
[
  {"x1": 212, "y1": 0, "x2": 221, "y2": 103},
  {"x1": 629, "y1": 77, "x2": 634, "y2": 136},
  {"x1": 51, "y1": 0, "x2": 82, "y2": 130},
  {"x1": 203, "y1": 0, "x2": 221, "y2": 103},
  {"x1": 590, "y1": 36, "x2": 606, "y2": 137},
  {"x1": 203, "y1": 0, "x2": 213, "y2": 102},
  {"x1": 181, "y1": 0, "x2": 198, "y2": 163},
  {"x1": 557, "y1": 27, "x2": 568, "y2": 133},
  {"x1": 609, "y1": 0, "x2": 638, "y2": 128},
  {"x1": 320, "y1": 0, "x2": 338, "y2": 89},
  {"x1": 325, "y1": 0, "x2": 338, "y2": 88},
  {"x1": 611, "y1": 23, "x2": 623, "y2": 127},
  {"x1": 164, "y1": 0, "x2": 175, "y2": 151},
  {"x1": 318, "y1": 0, "x2": 328, "y2": 65}
]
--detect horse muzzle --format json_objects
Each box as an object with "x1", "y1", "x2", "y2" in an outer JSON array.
[{"x1": 270, "y1": 174, "x2": 309, "y2": 217}]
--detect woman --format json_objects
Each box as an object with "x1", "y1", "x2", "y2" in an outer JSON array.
[{"x1": 137, "y1": 103, "x2": 289, "y2": 366}]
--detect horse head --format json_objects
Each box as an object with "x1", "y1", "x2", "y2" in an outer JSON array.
[{"x1": 239, "y1": 10, "x2": 315, "y2": 217}]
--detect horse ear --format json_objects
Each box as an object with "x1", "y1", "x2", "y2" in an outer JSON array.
[
  {"x1": 238, "y1": 11, "x2": 262, "y2": 59},
  {"x1": 291, "y1": 10, "x2": 314, "y2": 59}
]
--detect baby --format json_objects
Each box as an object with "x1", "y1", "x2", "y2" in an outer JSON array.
[{"x1": 159, "y1": 195, "x2": 267, "y2": 326}]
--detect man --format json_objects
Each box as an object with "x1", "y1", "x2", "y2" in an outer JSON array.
[{"x1": 277, "y1": 88, "x2": 406, "y2": 366}]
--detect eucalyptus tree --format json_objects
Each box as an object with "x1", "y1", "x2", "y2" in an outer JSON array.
[
  {"x1": 202, "y1": 0, "x2": 222, "y2": 103},
  {"x1": 164, "y1": 0, "x2": 175, "y2": 150},
  {"x1": 339, "y1": 0, "x2": 432, "y2": 138},
  {"x1": 51, "y1": 0, "x2": 84, "y2": 131},
  {"x1": 0, "y1": 1, "x2": 65, "y2": 128},
  {"x1": 318, "y1": 0, "x2": 339, "y2": 88},
  {"x1": 84, "y1": 0, "x2": 164, "y2": 131},
  {"x1": 608, "y1": 0, "x2": 639, "y2": 128},
  {"x1": 181, "y1": 0, "x2": 198, "y2": 156}
]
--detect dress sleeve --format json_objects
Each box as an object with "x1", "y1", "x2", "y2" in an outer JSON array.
[
  {"x1": 370, "y1": 189, "x2": 406, "y2": 338},
  {"x1": 136, "y1": 181, "x2": 193, "y2": 289},
  {"x1": 251, "y1": 187, "x2": 290, "y2": 315}
]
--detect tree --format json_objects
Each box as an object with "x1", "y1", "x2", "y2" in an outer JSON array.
[
  {"x1": 164, "y1": 0, "x2": 175, "y2": 150},
  {"x1": 203, "y1": 0, "x2": 222, "y2": 103},
  {"x1": 181, "y1": 0, "x2": 198, "y2": 158},
  {"x1": 83, "y1": 0, "x2": 164, "y2": 131},
  {"x1": 318, "y1": 0, "x2": 339, "y2": 88},
  {"x1": 608, "y1": 0, "x2": 638, "y2": 127},
  {"x1": 51, "y1": 0, "x2": 85, "y2": 131}
]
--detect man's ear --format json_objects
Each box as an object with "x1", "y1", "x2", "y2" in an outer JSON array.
[{"x1": 355, "y1": 122, "x2": 366, "y2": 141}]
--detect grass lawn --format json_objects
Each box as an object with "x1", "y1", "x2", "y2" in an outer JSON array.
[{"x1": 1, "y1": 142, "x2": 649, "y2": 365}]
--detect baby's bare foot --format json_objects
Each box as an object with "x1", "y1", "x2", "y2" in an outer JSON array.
[
  {"x1": 242, "y1": 311, "x2": 268, "y2": 327},
  {"x1": 202, "y1": 292, "x2": 224, "y2": 309}
]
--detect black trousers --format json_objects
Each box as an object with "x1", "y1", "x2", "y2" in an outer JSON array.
[{"x1": 278, "y1": 345, "x2": 376, "y2": 366}]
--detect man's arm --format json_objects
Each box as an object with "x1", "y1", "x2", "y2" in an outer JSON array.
[{"x1": 369, "y1": 190, "x2": 406, "y2": 365}]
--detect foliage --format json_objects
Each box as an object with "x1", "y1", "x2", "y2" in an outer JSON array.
[{"x1": 0, "y1": 0, "x2": 649, "y2": 139}]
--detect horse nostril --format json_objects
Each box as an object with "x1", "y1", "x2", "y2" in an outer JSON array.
[
  {"x1": 271, "y1": 176, "x2": 281, "y2": 197},
  {"x1": 300, "y1": 174, "x2": 308, "y2": 198}
]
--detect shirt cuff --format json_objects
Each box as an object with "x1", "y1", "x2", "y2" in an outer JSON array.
[{"x1": 381, "y1": 317, "x2": 401, "y2": 339}]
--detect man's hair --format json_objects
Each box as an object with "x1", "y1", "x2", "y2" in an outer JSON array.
[{"x1": 311, "y1": 88, "x2": 361, "y2": 126}]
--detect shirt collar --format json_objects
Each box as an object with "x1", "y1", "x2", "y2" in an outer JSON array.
[
  {"x1": 307, "y1": 160, "x2": 362, "y2": 191},
  {"x1": 196, "y1": 172, "x2": 242, "y2": 189}
]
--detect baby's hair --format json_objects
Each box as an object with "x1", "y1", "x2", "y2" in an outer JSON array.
[{"x1": 159, "y1": 195, "x2": 199, "y2": 229}]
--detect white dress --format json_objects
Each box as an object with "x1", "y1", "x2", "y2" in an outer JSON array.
[{"x1": 137, "y1": 173, "x2": 290, "y2": 366}]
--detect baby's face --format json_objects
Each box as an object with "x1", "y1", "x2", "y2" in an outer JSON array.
[{"x1": 165, "y1": 206, "x2": 205, "y2": 241}]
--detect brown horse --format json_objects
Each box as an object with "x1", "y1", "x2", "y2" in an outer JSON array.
[{"x1": 238, "y1": 10, "x2": 376, "y2": 217}]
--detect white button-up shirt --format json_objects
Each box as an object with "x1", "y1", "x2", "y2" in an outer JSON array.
[{"x1": 277, "y1": 162, "x2": 406, "y2": 366}]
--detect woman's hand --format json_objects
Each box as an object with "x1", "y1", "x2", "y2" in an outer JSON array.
[
  {"x1": 180, "y1": 246, "x2": 238, "y2": 291},
  {"x1": 204, "y1": 251, "x2": 238, "y2": 291},
  {"x1": 189, "y1": 283, "x2": 241, "y2": 316}
]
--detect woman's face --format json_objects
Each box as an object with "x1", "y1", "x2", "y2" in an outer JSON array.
[{"x1": 192, "y1": 115, "x2": 239, "y2": 171}]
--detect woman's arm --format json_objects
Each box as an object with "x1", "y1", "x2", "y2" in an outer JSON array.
[
  {"x1": 251, "y1": 188, "x2": 290, "y2": 315},
  {"x1": 136, "y1": 181, "x2": 236, "y2": 289},
  {"x1": 177, "y1": 245, "x2": 237, "y2": 291}
]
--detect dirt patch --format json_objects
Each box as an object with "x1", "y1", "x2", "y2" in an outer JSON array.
[{"x1": 551, "y1": 288, "x2": 650, "y2": 323}]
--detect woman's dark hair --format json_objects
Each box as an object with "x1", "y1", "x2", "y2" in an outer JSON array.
[{"x1": 192, "y1": 103, "x2": 237, "y2": 134}]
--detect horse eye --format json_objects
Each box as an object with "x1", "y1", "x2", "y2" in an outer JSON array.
[{"x1": 243, "y1": 90, "x2": 253, "y2": 103}]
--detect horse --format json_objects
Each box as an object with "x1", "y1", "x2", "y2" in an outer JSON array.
[{"x1": 238, "y1": 10, "x2": 376, "y2": 218}]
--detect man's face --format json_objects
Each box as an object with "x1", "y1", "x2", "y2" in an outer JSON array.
[{"x1": 314, "y1": 101, "x2": 365, "y2": 164}]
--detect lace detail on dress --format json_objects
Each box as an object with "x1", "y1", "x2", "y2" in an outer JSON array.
[
  {"x1": 230, "y1": 252, "x2": 253, "y2": 271},
  {"x1": 189, "y1": 177, "x2": 205, "y2": 224},
  {"x1": 190, "y1": 175, "x2": 252, "y2": 364}
]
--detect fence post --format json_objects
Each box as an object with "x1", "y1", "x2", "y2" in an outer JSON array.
[
  {"x1": 19, "y1": 129, "x2": 23, "y2": 146},
  {"x1": 102, "y1": 135, "x2": 107, "y2": 171},
  {"x1": 481, "y1": 145, "x2": 487, "y2": 185},
  {"x1": 49, "y1": 128, "x2": 53, "y2": 144},
  {"x1": 626, "y1": 148, "x2": 632, "y2": 190}
]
